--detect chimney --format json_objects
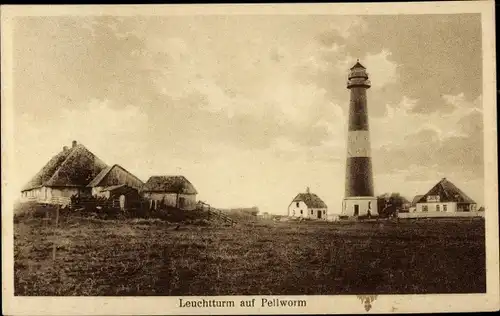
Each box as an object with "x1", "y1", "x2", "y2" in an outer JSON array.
[
  {"x1": 306, "y1": 187, "x2": 310, "y2": 194},
  {"x1": 63, "y1": 146, "x2": 69, "y2": 151},
  {"x1": 72, "y1": 140, "x2": 77, "y2": 148}
]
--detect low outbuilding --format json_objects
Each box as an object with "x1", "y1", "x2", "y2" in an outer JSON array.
[{"x1": 142, "y1": 175, "x2": 198, "y2": 211}]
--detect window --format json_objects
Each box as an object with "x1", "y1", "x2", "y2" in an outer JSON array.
[
  {"x1": 436, "y1": 205, "x2": 440, "y2": 212},
  {"x1": 296, "y1": 202, "x2": 300, "y2": 207},
  {"x1": 300, "y1": 210, "x2": 303, "y2": 215},
  {"x1": 323, "y1": 210, "x2": 326, "y2": 214},
  {"x1": 422, "y1": 205, "x2": 428, "y2": 212},
  {"x1": 311, "y1": 210, "x2": 314, "y2": 215},
  {"x1": 443, "y1": 205, "x2": 447, "y2": 212},
  {"x1": 426, "y1": 195, "x2": 440, "y2": 202}
]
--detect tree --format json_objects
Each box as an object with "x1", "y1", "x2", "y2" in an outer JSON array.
[
  {"x1": 377, "y1": 193, "x2": 410, "y2": 217},
  {"x1": 249, "y1": 206, "x2": 260, "y2": 216}
]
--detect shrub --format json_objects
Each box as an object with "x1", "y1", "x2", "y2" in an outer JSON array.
[{"x1": 13, "y1": 202, "x2": 60, "y2": 222}]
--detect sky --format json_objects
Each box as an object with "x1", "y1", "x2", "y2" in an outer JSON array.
[{"x1": 11, "y1": 14, "x2": 484, "y2": 214}]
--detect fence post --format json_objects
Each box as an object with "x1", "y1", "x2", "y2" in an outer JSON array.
[
  {"x1": 55, "y1": 205, "x2": 60, "y2": 228},
  {"x1": 52, "y1": 205, "x2": 60, "y2": 261},
  {"x1": 44, "y1": 207, "x2": 49, "y2": 228}
]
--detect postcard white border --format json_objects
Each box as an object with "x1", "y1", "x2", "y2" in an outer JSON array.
[{"x1": 2, "y1": 1, "x2": 499, "y2": 315}]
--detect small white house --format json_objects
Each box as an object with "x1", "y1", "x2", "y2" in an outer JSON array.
[{"x1": 288, "y1": 187, "x2": 328, "y2": 220}]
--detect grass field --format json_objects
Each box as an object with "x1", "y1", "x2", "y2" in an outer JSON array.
[{"x1": 14, "y1": 216, "x2": 486, "y2": 296}]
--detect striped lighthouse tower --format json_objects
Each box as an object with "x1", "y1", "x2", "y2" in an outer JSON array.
[{"x1": 342, "y1": 60, "x2": 378, "y2": 217}]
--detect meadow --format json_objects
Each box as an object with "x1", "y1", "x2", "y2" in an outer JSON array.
[{"x1": 14, "y1": 214, "x2": 486, "y2": 296}]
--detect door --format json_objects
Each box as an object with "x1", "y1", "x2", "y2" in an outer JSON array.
[
  {"x1": 119, "y1": 195, "x2": 126, "y2": 210},
  {"x1": 317, "y1": 210, "x2": 322, "y2": 219},
  {"x1": 354, "y1": 204, "x2": 359, "y2": 216},
  {"x1": 179, "y1": 197, "x2": 186, "y2": 209}
]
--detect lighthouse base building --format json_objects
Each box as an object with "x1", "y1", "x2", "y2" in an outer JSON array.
[{"x1": 342, "y1": 197, "x2": 378, "y2": 217}]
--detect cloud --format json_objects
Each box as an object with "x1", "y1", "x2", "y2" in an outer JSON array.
[
  {"x1": 403, "y1": 127, "x2": 441, "y2": 145},
  {"x1": 313, "y1": 14, "x2": 482, "y2": 116},
  {"x1": 372, "y1": 94, "x2": 483, "y2": 183},
  {"x1": 367, "y1": 90, "x2": 484, "y2": 205},
  {"x1": 13, "y1": 100, "x2": 149, "y2": 194},
  {"x1": 364, "y1": 50, "x2": 398, "y2": 89}
]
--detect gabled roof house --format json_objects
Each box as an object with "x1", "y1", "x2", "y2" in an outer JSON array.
[
  {"x1": 87, "y1": 164, "x2": 144, "y2": 196},
  {"x1": 142, "y1": 175, "x2": 198, "y2": 210},
  {"x1": 288, "y1": 187, "x2": 328, "y2": 220},
  {"x1": 415, "y1": 178, "x2": 477, "y2": 213}
]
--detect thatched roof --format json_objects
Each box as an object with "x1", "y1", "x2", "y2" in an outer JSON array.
[
  {"x1": 416, "y1": 178, "x2": 476, "y2": 204},
  {"x1": 411, "y1": 195, "x2": 424, "y2": 207},
  {"x1": 101, "y1": 184, "x2": 139, "y2": 196},
  {"x1": 291, "y1": 192, "x2": 327, "y2": 209},
  {"x1": 22, "y1": 142, "x2": 108, "y2": 191},
  {"x1": 87, "y1": 164, "x2": 144, "y2": 189},
  {"x1": 101, "y1": 184, "x2": 127, "y2": 192},
  {"x1": 142, "y1": 175, "x2": 198, "y2": 194}
]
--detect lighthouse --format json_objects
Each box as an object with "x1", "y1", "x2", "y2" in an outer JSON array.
[{"x1": 342, "y1": 60, "x2": 378, "y2": 217}]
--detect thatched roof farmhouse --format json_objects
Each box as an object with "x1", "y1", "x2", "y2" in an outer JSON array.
[
  {"x1": 21, "y1": 141, "x2": 108, "y2": 205},
  {"x1": 21, "y1": 141, "x2": 199, "y2": 211},
  {"x1": 143, "y1": 175, "x2": 198, "y2": 194},
  {"x1": 142, "y1": 176, "x2": 198, "y2": 211}
]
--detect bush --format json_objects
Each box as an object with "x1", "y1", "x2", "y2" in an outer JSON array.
[
  {"x1": 186, "y1": 219, "x2": 212, "y2": 226},
  {"x1": 13, "y1": 202, "x2": 61, "y2": 222}
]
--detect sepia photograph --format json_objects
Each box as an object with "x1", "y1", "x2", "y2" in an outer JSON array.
[{"x1": 1, "y1": 2, "x2": 498, "y2": 315}]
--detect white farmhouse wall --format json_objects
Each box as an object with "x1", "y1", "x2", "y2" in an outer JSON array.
[
  {"x1": 143, "y1": 192, "x2": 197, "y2": 210},
  {"x1": 288, "y1": 201, "x2": 327, "y2": 220},
  {"x1": 49, "y1": 187, "x2": 81, "y2": 198},
  {"x1": 21, "y1": 186, "x2": 80, "y2": 206},
  {"x1": 309, "y1": 208, "x2": 328, "y2": 220},
  {"x1": 288, "y1": 201, "x2": 308, "y2": 218},
  {"x1": 415, "y1": 202, "x2": 457, "y2": 213}
]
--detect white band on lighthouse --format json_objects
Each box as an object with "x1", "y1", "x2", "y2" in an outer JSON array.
[{"x1": 347, "y1": 130, "x2": 372, "y2": 158}]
